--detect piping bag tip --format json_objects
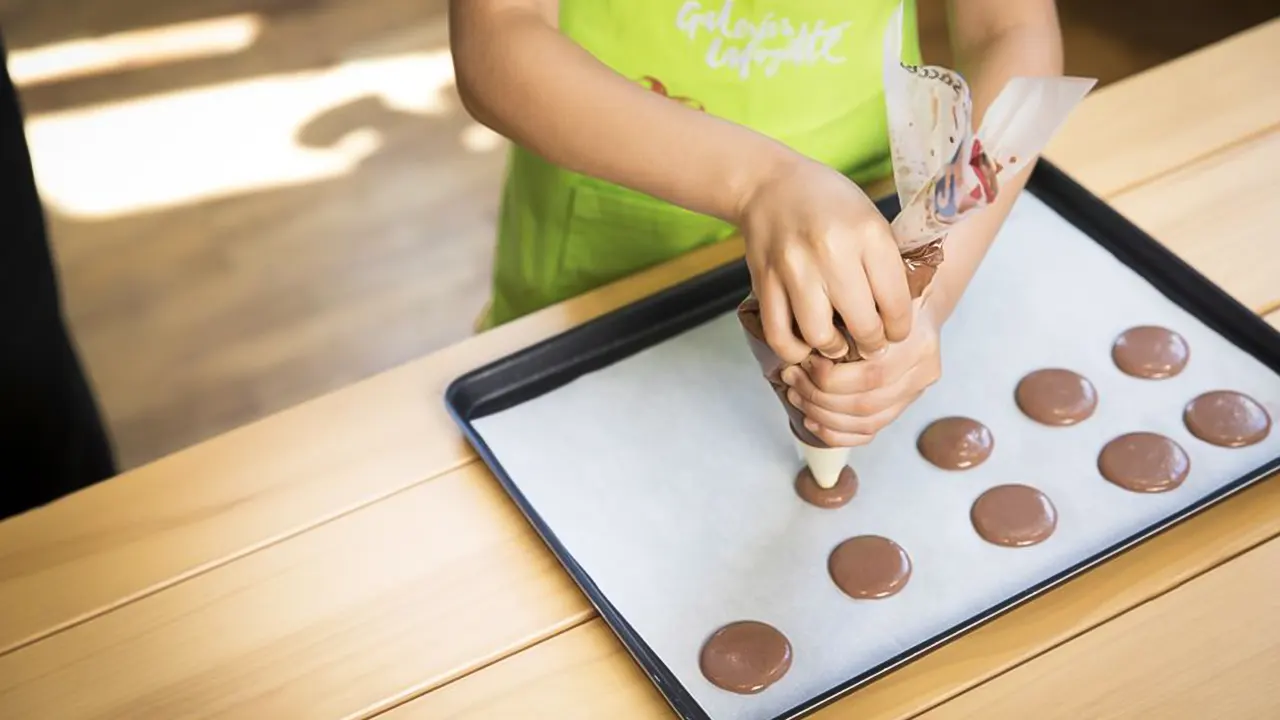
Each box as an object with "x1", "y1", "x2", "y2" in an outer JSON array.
[{"x1": 795, "y1": 438, "x2": 852, "y2": 489}]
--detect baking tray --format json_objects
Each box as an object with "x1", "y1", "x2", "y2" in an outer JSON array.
[{"x1": 444, "y1": 161, "x2": 1280, "y2": 720}]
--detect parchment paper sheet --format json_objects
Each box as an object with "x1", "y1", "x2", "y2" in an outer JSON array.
[{"x1": 471, "y1": 194, "x2": 1280, "y2": 720}]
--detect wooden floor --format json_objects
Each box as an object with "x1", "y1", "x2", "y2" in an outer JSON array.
[{"x1": 1, "y1": 0, "x2": 1275, "y2": 470}]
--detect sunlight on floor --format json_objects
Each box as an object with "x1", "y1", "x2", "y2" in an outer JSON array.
[
  {"x1": 8, "y1": 14, "x2": 263, "y2": 86},
  {"x1": 13, "y1": 16, "x2": 493, "y2": 220}
]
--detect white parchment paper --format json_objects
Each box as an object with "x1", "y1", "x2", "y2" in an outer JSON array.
[{"x1": 470, "y1": 193, "x2": 1280, "y2": 720}]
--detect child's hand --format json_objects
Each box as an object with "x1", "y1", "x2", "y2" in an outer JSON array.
[
  {"x1": 780, "y1": 300, "x2": 942, "y2": 447},
  {"x1": 740, "y1": 156, "x2": 912, "y2": 364}
]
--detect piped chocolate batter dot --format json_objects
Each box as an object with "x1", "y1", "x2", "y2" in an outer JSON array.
[
  {"x1": 1184, "y1": 390, "x2": 1272, "y2": 448},
  {"x1": 971, "y1": 484, "x2": 1057, "y2": 547},
  {"x1": 1112, "y1": 326, "x2": 1190, "y2": 379},
  {"x1": 699, "y1": 621, "x2": 793, "y2": 694},
  {"x1": 794, "y1": 466, "x2": 858, "y2": 509},
  {"x1": 1098, "y1": 432, "x2": 1190, "y2": 493},
  {"x1": 917, "y1": 417, "x2": 994, "y2": 470},
  {"x1": 1015, "y1": 369, "x2": 1098, "y2": 426},
  {"x1": 828, "y1": 535, "x2": 912, "y2": 599}
]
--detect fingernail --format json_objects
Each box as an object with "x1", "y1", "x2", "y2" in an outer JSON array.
[
  {"x1": 804, "y1": 419, "x2": 819, "y2": 432},
  {"x1": 787, "y1": 389, "x2": 802, "y2": 407},
  {"x1": 781, "y1": 367, "x2": 799, "y2": 385},
  {"x1": 821, "y1": 344, "x2": 849, "y2": 360}
]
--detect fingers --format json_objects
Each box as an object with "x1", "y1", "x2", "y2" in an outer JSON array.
[
  {"x1": 825, "y1": 256, "x2": 886, "y2": 358},
  {"x1": 798, "y1": 401, "x2": 914, "y2": 446},
  {"x1": 781, "y1": 255, "x2": 848, "y2": 360},
  {"x1": 804, "y1": 352, "x2": 910, "y2": 396},
  {"x1": 863, "y1": 233, "x2": 914, "y2": 343},
  {"x1": 788, "y1": 366, "x2": 921, "y2": 434},
  {"x1": 806, "y1": 426, "x2": 878, "y2": 448},
  {"x1": 783, "y1": 364, "x2": 900, "y2": 417},
  {"x1": 785, "y1": 355, "x2": 942, "y2": 445},
  {"x1": 758, "y1": 274, "x2": 811, "y2": 365}
]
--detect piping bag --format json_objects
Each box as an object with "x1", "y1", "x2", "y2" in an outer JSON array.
[{"x1": 737, "y1": 2, "x2": 1098, "y2": 489}]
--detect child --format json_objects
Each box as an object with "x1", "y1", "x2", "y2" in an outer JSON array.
[{"x1": 451, "y1": 0, "x2": 1064, "y2": 444}]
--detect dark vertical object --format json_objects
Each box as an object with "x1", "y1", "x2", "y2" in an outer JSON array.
[{"x1": 0, "y1": 33, "x2": 116, "y2": 519}]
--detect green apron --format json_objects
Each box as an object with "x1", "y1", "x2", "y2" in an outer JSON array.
[{"x1": 481, "y1": 0, "x2": 921, "y2": 329}]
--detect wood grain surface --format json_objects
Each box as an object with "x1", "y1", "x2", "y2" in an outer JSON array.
[
  {"x1": 0, "y1": 464, "x2": 591, "y2": 719},
  {"x1": 381, "y1": 476, "x2": 1280, "y2": 719},
  {"x1": 1044, "y1": 18, "x2": 1280, "y2": 199},
  {"x1": 917, "y1": 536, "x2": 1280, "y2": 720},
  {"x1": 1110, "y1": 130, "x2": 1280, "y2": 313}
]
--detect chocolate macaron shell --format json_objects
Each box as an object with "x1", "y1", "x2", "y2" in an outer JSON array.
[
  {"x1": 1098, "y1": 432, "x2": 1190, "y2": 493},
  {"x1": 917, "y1": 417, "x2": 994, "y2": 470},
  {"x1": 971, "y1": 484, "x2": 1058, "y2": 547},
  {"x1": 828, "y1": 535, "x2": 912, "y2": 599},
  {"x1": 1112, "y1": 325, "x2": 1190, "y2": 379},
  {"x1": 1183, "y1": 390, "x2": 1272, "y2": 448},
  {"x1": 699, "y1": 621, "x2": 793, "y2": 694},
  {"x1": 1015, "y1": 369, "x2": 1098, "y2": 426}
]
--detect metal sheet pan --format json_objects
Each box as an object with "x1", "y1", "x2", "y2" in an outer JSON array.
[{"x1": 445, "y1": 163, "x2": 1280, "y2": 720}]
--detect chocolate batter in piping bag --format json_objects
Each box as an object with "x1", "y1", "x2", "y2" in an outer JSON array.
[{"x1": 737, "y1": 2, "x2": 1097, "y2": 488}]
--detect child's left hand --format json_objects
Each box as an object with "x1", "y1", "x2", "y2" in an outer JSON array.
[{"x1": 780, "y1": 299, "x2": 943, "y2": 447}]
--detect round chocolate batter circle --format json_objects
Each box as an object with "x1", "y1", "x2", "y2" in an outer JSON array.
[
  {"x1": 1015, "y1": 369, "x2": 1098, "y2": 426},
  {"x1": 794, "y1": 466, "x2": 858, "y2": 509},
  {"x1": 1183, "y1": 390, "x2": 1272, "y2": 448},
  {"x1": 699, "y1": 621, "x2": 793, "y2": 694},
  {"x1": 1111, "y1": 325, "x2": 1190, "y2": 379},
  {"x1": 828, "y1": 535, "x2": 912, "y2": 599},
  {"x1": 917, "y1": 417, "x2": 995, "y2": 470},
  {"x1": 970, "y1": 484, "x2": 1057, "y2": 547},
  {"x1": 1098, "y1": 432, "x2": 1190, "y2": 493}
]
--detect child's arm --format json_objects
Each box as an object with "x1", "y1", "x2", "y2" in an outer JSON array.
[
  {"x1": 782, "y1": 0, "x2": 1067, "y2": 448},
  {"x1": 451, "y1": 0, "x2": 786, "y2": 226},
  {"x1": 451, "y1": 0, "x2": 914, "y2": 362}
]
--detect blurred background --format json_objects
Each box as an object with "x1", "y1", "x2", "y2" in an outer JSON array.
[{"x1": 1, "y1": 0, "x2": 1274, "y2": 470}]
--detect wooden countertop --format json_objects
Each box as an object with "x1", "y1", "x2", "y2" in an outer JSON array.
[{"x1": 2, "y1": 18, "x2": 1279, "y2": 720}]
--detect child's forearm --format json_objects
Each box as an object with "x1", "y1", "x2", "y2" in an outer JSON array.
[
  {"x1": 926, "y1": 0, "x2": 1065, "y2": 325},
  {"x1": 450, "y1": 0, "x2": 796, "y2": 225}
]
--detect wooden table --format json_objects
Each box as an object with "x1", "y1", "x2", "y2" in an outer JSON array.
[{"x1": 2, "y1": 20, "x2": 1279, "y2": 720}]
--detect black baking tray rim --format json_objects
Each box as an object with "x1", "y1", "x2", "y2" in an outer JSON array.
[{"x1": 444, "y1": 160, "x2": 1280, "y2": 720}]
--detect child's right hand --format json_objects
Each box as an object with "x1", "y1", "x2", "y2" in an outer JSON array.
[{"x1": 739, "y1": 156, "x2": 913, "y2": 365}]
